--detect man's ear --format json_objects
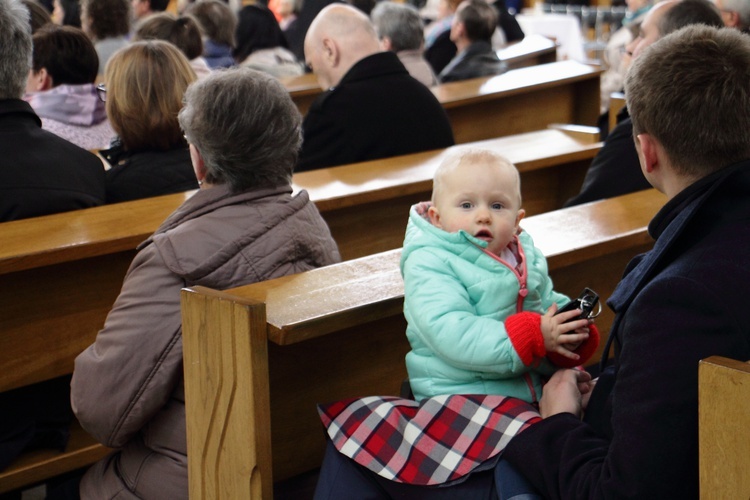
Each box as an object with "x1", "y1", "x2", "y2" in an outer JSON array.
[
  {"x1": 636, "y1": 133, "x2": 659, "y2": 174},
  {"x1": 28, "y1": 68, "x2": 53, "y2": 92},
  {"x1": 380, "y1": 36, "x2": 392, "y2": 52},
  {"x1": 428, "y1": 205, "x2": 442, "y2": 228},
  {"x1": 322, "y1": 37, "x2": 339, "y2": 67}
]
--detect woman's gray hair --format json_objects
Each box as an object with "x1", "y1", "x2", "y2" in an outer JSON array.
[
  {"x1": 0, "y1": 0, "x2": 32, "y2": 100},
  {"x1": 179, "y1": 67, "x2": 302, "y2": 192},
  {"x1": 370, "y1": 1, "x2": 424, "y2": 52}
]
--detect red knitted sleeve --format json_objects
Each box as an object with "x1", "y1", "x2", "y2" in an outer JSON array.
[
  {"x1": 547, "y1": 323, "x2": 601, "y2": 368},
  {"x1": 505, "y1": 311, "x2": 546, "y2": 366}
]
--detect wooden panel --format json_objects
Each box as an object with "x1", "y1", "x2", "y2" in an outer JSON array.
[
  {"x1": 698, "y1": 356, "x2": 750, "y2": 499},
  {"x1": 181, "y1": 287, "x2": 273, "y2": 500}
]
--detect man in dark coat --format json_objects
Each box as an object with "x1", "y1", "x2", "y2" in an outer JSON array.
[
  {"x1": 0, "y1": 0, "x2": 105, "y2": 222},
  {"x1": 296, "y1": 3, "x2": 454, "y2": 172},
  {"x1": 438, "y1": 0, "x2": 507, "y2": 83},
  {"x1": 564, "y1": 0, "x2": 723, "y2": 207},
  {"x1": 503, "y1": 24, "x2": 750, "y2": 499}
]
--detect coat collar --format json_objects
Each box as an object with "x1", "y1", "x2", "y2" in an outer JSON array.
[
  {"x1": 0, "y1": 99, "x2": 42, "y2": 128},
  {"x1": 334, "y1": 51, "x2": 408, "y2": 89}
]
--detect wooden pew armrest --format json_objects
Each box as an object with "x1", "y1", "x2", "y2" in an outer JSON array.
[{"x1": 547, "y1": 123, "x2": 601, "y2": 144}]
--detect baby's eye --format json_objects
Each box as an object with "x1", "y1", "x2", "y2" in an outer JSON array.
[
  {"x1": 460, "y1": 202, "x2": 473, "y2": 209},
  {"x1": 491, "y1": 203, "x2": 504, "y2": 210}
]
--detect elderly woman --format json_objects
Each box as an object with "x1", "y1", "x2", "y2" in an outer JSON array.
[
  {"x1": 101, "y1": 41, "x2": 198, "y2": 203},
  {"x1": 71, "y1": 67, "x2": 341, "y2": 498}
]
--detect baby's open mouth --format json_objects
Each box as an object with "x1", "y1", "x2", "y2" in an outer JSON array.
[{"x1": 475, "y1": 229, "x2": 492, "y2": 241}]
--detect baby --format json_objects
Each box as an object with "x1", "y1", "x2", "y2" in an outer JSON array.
[{"x1": 401, "y1": 149, "x2": 599, "y2": 402}]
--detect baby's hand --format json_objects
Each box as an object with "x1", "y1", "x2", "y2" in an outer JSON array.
[{"x1": 541, "y1": 303, "x2": 591, "y2": 360}]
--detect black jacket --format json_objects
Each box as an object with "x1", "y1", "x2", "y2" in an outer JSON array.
[
  {"x1": 565, "y1": 109, "x2": 651, "y2": 207},
  {"x1": 297, "y1": 52, "x2": 455, "y2": 172},
  {"x1": 103, "y1": 143, "x2": 198, "y2": 204},
  {"x1": 438, "y1": 41, "x2": 508, "y2": 83},
  {"x1": 504, "y1": 160, "x2": 750, "y2": 499},
  {"x1": 0, "y1": 99, "x2": 105, "y2": 222}
]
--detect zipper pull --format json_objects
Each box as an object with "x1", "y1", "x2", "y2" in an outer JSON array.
[{"x1": 519, "y1": 284, "x2": 528, "y2": 298}]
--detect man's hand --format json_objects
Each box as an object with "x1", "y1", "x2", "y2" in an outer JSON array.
[{"x1": 539, "y1": 369, "x2": 593, "y2": 419}]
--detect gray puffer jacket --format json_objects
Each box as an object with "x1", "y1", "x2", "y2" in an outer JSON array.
[{"x1": 71, "y1": 183, "x2": 340, "y2": 499}]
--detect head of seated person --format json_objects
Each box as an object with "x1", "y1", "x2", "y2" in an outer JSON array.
[
  {"x1": 53, "y1": 0, "x2": 82, "y2": 27},
  {"x1": 304, "y1": 3, "x2": 381, "y2": 90},
  {"x1": 21, "y1": 0, "x2": 52, "y2": 33},
  {"x1": 452, "y1": 0, "x2": 497, "y2": 49},
  {"x1": 371, "y1": 1, "x2": 438, "y2": 86},
  {"x1": 184, "y1": 0, "x2": 237, "y2": 68},
  {"x1": 133, "y1": 13, "x2": 211, "y2": 77},
  {"x1": 24, "y1": 25, "x2": 115, "y2": 150},
  {"x1": 81, "y1": 0, "x2": 130, "y2": 42},
  {"x1": 233, "y1": 4, "x2": 303, "y2": 77},
  {"x1": 178, "y1": 67, "x2": 302, "y2": 193},
  {"x1": 106, "y1": 40, "x2": 197, "y2": 153},
  {"x1": 132, "y1": 0, "x2": 168, "y2": 21}
]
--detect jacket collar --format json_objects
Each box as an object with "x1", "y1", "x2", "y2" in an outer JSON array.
[
  {"x1": 138, "y1": 183, "x2": 294, "y2": 250},
  {"x1": 608, "y1": 159, "x2": 750, "y2": 313},
  {"x1": 334, "y1": 51, "x2": 408, "y2": 89},
  {"x1": 0, "y1": 99, "x2": 42, "y2": 128}
]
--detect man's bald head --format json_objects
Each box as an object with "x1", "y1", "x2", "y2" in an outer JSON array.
[{"x1": 304, "y1": 4, "x2": 381, "y2": 89}]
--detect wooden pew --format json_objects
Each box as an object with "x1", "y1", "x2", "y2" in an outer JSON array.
[
  {"x1": 300, "y1": 125, "x2": 602, "y2": 260},
  {"x1": 496, "y1": 33, "x2": 557, "y2": 69},
  {"x1": 0, "y1": 127, "x2": 600, "y2": 492},
  {"x1": 698, "y1": 356, "x2": 750, "y2": 498},
  {"x1": 283, "y1": 60, "x2": 602, "y2": 141},
  {"x1": 609, "y1": 91, "x2": 626, "y2": 133},
  {"x1": 181, "y1": 188, "x2": 666, "y2": 499}
]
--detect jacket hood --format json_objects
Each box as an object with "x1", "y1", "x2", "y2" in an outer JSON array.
[{"x1": 25, "y1": 83, "x2": 107, "y2": 126}]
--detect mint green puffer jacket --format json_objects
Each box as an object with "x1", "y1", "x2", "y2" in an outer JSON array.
[{"x1": 401, "y1": 203, "x2": 569, "y2": 402}]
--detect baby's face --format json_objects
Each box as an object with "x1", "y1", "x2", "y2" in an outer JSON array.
[{"x1": 429, "y1": 160, "x2": 524, "y2": 255}]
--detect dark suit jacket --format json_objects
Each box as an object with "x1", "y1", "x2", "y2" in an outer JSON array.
[
  {"x1": 297, "y1": 52, "x2": 455, "y2": 172},
  {"x1": 438, "y1": 41, "x2": 508, "y2": 83},
  {"x1": 504, "y1": 160, "x2": 750, "y2": 499},
  {"x1": 0, "y1": 99, "x2": 105, "y2": 222},
  {"x1": 564, "y1": 109, "x2": 651, "y2": 207}
]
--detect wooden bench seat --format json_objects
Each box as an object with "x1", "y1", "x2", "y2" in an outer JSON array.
[
  {"x1": 497, "y1": 34, "x2": 557, "y2": 69},
  {"x1": 181, "y1": 188, "x2": 666, "y2": 499},
  {"x1": 283, "y1": 60, "x2": 601, "y2": 142},
  {"x1": 698, "y1": 356, "x2": 750, "y2": 498}
]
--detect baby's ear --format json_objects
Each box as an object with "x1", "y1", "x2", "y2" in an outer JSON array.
[
  {"x1": 515, "y1": 208, "x2": 525, "y2": 232},
  {"x1": 428, "y1": 206, "x2": 442, "y2": 228}
]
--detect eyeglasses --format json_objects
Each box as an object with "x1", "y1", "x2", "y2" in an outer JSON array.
[{"x1": 96, "y1": 83, "x2": 106, "y2": 102}]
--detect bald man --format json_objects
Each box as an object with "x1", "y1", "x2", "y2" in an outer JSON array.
[
  {"x1": 564, "y1": 0, "x2": 723, "y2": 207},
  {"x1": 296, "y1": 4, "x2": 454, "y2": 172}
]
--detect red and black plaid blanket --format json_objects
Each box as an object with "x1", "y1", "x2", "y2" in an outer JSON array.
[{"x1": 318, "y1": 394, "x2": 541, "y2": 486}]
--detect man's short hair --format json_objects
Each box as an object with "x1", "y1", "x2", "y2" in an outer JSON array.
[
  {"x1": 32, "y1": 25, "x2": 99, "y2": 85},
  {"x1": 456, "y1": 0, "x2": 497, "y2": 43},
  {"x1": 0, "y1": 0, "x2": 32, "y2": 100},
  {"x1": 720, "y1": 0, "x2": 750, "y2": 27},
  {"x1": 659, "y1": 0, "x2": 723, "y2": 35},
  {"x1": 626, "y1": 25, "x2": 750, "y2": 176},
  {"x1": 371, "y1": 1, "x2": 424, "y2": 52}
]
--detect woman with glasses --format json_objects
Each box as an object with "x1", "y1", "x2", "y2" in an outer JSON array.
[{"x1": 100, "y1": 40, "x2": 199, "y2": 203}]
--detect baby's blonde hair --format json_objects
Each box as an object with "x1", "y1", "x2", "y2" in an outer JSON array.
[{"x1": 431, "y1": 149, "x2": 522, "y2": 206}]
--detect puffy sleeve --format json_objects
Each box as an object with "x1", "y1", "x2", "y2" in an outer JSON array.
[{"x1": 71, "y1": 242, "x2": 185, "y2": 448}]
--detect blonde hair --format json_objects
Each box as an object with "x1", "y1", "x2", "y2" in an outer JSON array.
[
  {"x1": 105, "y1": 40, "x2": 196, "y2": 151},
  {"x1": 432, "y1": 149, "x2": 521, "y2": 205}
]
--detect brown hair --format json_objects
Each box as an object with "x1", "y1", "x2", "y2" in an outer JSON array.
[
  {"x1": 81, "y1": 0, "x2": 130, "y2": 39},
  {"x1": 134, "y1": 13, "x2": 204, "y2": 61},
  {"x1": 455, "y1": 0, "x2": 497, "y2": 43},
  {"x1": 626, "y1": 25, "x2": 750, "y2": 176},
  {"x1": 106, "y1": 40, "x2": 197, "y2": 151},
  {"x1": 186, "y1": 0, "x2": 237, "y2": 48},
  {"x1": 32, "y1": 25, "x2": 98, "y2": 85}
]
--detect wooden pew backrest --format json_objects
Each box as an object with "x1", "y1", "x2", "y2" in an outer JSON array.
[{"x1": 699, "y1": 356, "x2": 750, "y2": 498}]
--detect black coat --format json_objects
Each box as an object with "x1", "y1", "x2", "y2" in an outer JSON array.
[
  {"x1": 564, "y1": 109, "x2": 651, "y2": 207},
  {"x1": 103, "y1": 143, "x2": 198, "y2": 204},
  {"x1": 504, "y1": 160, "x2": 750, "y2": 499},
  {"x1": 297, "y1": 52, "x2": 455, "y2": 172},
  {"x1": 438, "y1": 41, "x2": 508, "y2": 83},
  {"x1": 0, "y1": 99, "x2": 105, "y2": 222}
]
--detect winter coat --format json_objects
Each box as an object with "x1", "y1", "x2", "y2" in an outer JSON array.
[
  {"x1": 401, "y1": 203, "x2": 595, "y2": 402},
  {"x1": 71, "y1": 183, "x2": 341, "y2": 499}
]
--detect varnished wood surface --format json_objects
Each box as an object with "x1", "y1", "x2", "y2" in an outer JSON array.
[
  {"x1": 497, "y1": 34, "x2": 557, "y2": 69},
  {"x1": 609, "y1": 91, "x2": 626, "y2": 132},
  {"x1": 699, "y1": 356, "x2": 750, "y2": 499},
  {"x1": 183, "y1": 189, "x2": 667, "y2": 495}
]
